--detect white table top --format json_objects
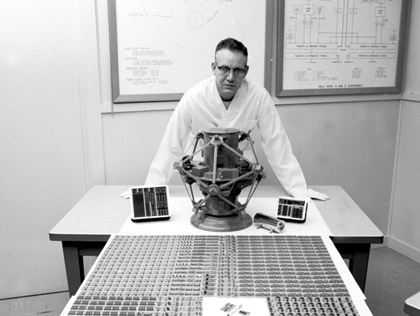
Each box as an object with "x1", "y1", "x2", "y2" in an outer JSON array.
[
  {"x1": 50, "y1": 185, "x2": 383, "y2": 243},
  {"x1": 120, "y1": 193, "x2": 332, "y2": 236}
]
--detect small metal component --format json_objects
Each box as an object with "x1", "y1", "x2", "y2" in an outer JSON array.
[
  {"x1": 254, "y1": 213, "x2": 285, "y2": 233},
  {"x1": 220, "y1": 302, "x2": 236, "y2": 312},
  {"x1": 227, "y1": 304, "x2": 242, "y2": 316},
  {"x1": 255, "y1": 223, "x2": 279, "y2": 233}
]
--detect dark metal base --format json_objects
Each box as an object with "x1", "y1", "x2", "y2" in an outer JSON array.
[{"x1": 190, "y1": 210, "x2": 253, "y2": 232}]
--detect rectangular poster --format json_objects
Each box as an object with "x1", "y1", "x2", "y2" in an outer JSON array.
[
  {"x1": 109, "y1": 0, "x2": 266, "y2": 103},
  {"x1": 277, "y1": 0, "x2": 409, "y2": 96}
]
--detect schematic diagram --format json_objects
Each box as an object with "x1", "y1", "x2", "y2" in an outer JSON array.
[
  {"x1": 280, "y1": 0, "x2": 405, "y2": 94},
  {"x1": 113, "y1": 0, "x2": 266, "y2": 100},
  {"x1": 141, "y1": 0, "x2": 244, "y2": 56}
]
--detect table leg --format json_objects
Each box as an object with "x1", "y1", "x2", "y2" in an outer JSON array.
[
  {"x1": 61, "y1": 241, "x2": 108, "y2": 296},
  {"x1": 348, "y1": 244, "x2": 371, "y2": 291},
  {"x1": 62, "y1": 241, "x2": 85, "y2": 296},
  {"x1": 333, "y1": 243, "x2": 371, "y2": 291}
]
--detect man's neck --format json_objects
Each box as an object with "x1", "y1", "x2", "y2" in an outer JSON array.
[
  {"x1": 222, "y1": 100, "x2": 231, "y2": 109},
  {"x1": 220, "y1": 94, "x2": 234, "y2": 109},
  {"x1": 221, "y1": 95, "x2": 234, "y2": 102}
]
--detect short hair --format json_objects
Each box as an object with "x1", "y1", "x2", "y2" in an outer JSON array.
[{"x1": 215, "y1": 38, "x2": 248, "y2": 57}]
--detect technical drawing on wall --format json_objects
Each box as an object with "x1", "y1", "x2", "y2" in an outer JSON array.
[
  {"x1": 112, "y1": 0, "x2": 266, "y2": 100},
  {"x1": 280, "y1": 0, "x2": 404, "y2": 94},
  {"x1": 141, "y1": 0, "x2": 243, "y2": 56}
]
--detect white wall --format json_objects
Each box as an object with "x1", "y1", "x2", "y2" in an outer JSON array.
[
  {"x1": 388, "y1": 0, "x2": 420, "y2": 262},
  {"x1": 390, "y1": 101, "x2": 420, "y2": 262},
  {"x1": 0, "y1": 0, "x2": 89, "y2": 298},
  {"x1": 0, "y1": 0, "x2": 416, "y2": 299}
]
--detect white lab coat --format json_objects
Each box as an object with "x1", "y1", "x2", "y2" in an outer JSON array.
[{"x1": 145, "y1": 76, "x2": 308, "y2": 197}]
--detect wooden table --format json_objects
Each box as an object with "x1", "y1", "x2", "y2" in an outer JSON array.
[{"x1": 49, "y1": 185, "x2": 383, "y2": 296}]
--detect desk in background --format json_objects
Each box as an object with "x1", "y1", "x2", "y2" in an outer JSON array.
[
  {"x1": 405, "y1": 291, "x2": 420, "y2": 316},
  {"x1": 49, "y1": 185, "x2": 383, "y2": 296}
]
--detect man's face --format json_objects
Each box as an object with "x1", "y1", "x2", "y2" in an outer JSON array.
[{"x1": 212, "y1": 48, "x2": 248, "y2": 101}]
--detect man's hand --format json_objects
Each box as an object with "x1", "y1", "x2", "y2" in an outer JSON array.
[
  {"x1": 293, "y1": 188, "x2": 329, "y2": 202},
  {"x1": 307, "y1": 188, "x2": 329, "y2": 201},
  {"x1": 121, "y1": 190, "x2": 130, "y2": 199}
]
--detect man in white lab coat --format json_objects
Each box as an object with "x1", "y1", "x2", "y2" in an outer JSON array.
[{"x1": 145, "y1": 38, "x2": 327, "y2": 200}]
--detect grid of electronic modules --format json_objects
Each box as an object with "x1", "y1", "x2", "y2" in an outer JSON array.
[{"x1": 67, "y1": 235, "x2": 360, "y2": 316}]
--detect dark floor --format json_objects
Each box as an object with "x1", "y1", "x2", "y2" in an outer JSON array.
[
  {"x1": 365, "y1": 247, "x2": 420, "y2": 316},
  {"x1": 0, "y1": 247, "x2": 419, "y2": 316}
]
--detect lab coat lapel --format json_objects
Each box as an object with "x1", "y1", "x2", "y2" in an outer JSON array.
[{"x1": 218, "y1": 83, "x2": 244, "y2": 127}]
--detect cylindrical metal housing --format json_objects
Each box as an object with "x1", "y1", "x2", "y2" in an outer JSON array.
[{"x1": 202, "y1": 127, "x2": 240, "y2": 169}]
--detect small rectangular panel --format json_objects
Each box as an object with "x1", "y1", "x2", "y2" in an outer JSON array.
[
  {"x1": 277, "y1": 196, "x2": 308, "y2": 223},
  {"x1": 130, "y1": 185, "x2": 170, "y2": 222}
]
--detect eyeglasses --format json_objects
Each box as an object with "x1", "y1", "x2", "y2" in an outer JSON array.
[{"x1": 214, "y1": 62, "x2": 247, "y2": 78}]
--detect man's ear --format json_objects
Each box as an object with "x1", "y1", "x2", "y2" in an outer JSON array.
[
  {"x1": 245, "y1": 65, "x2": 250, "y2": 76},
  {"x1": 211, "y1": 62, "x2": 217, "y2": 75}
]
